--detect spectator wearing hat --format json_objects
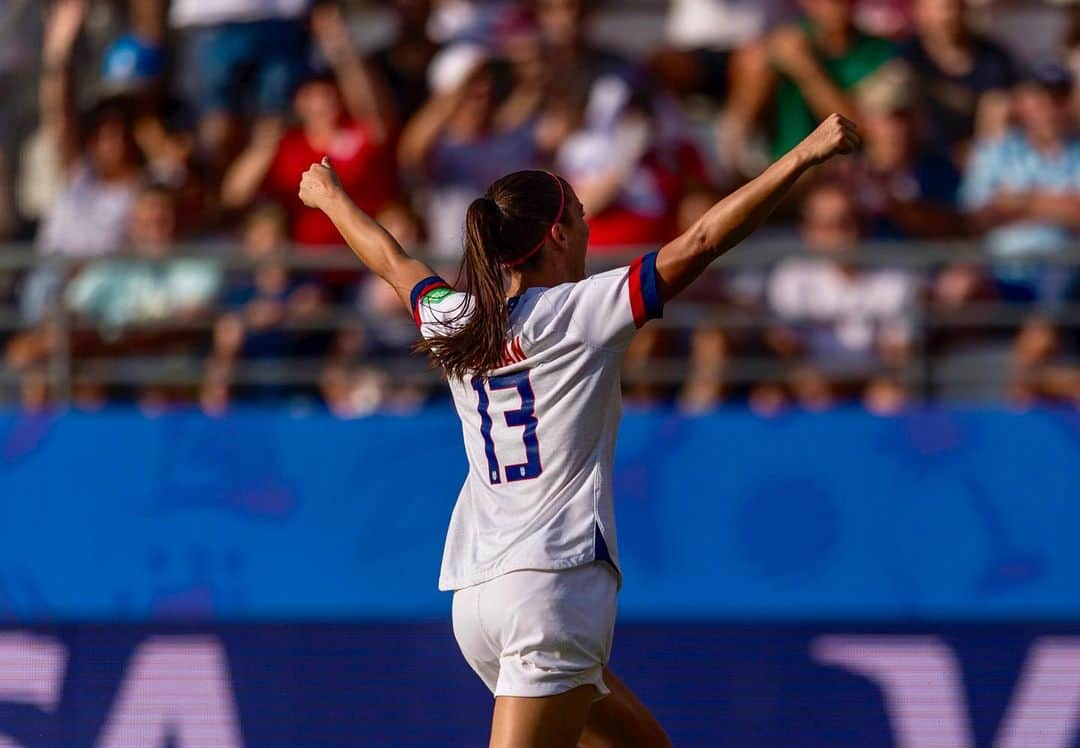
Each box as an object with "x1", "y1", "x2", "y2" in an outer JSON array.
[
  {"x1": 900, "y1": 0, "x2": 1016, "y2": 165},
  {"x1": 650, "y1": 0, "x2": 792, "y2": 177},
  {"x1": 843, "y1": 60, "x2": 964, "y2": 240},
  {"x1": 960, "y1": 62, "x2": 1080, "y2": 305},
  {"x1": 97, "y1": 29, "x2": 211, "y2": 234}
]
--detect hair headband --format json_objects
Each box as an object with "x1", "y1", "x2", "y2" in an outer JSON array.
[{"x1": 501, "y1": 172, "x2": 565, "y2": 269}]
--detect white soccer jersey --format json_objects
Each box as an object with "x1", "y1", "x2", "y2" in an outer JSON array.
[{"x1": 411, "y1": 253, "x2": 664, "y2": 591}]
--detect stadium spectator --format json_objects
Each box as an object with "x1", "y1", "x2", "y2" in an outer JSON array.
[
  {"x1": 370, "y1": 0, "x2": 442, "y2": 124},
  {"x1": 651, "y1": 0, "x2": 791, "y2": 176},
  {"x1": 398, "y1": 50, "x2": 545, "y2": 256},
  {"x1": 95, "y1": 28, "x2": 211, "y2": 234},
  {"x1": 19, "y1": 0, "x2": 145, "y2": 325},
  {"x1": 656, "y1": 0, "x2": 790, "y2": 99},
  {"x1": 764, "y1": 181, "x2": 916, "y2": 411},
  {"x1": 32, "y1": 1, "x2": 143, "y2": 259},
  {"x1": 165, "y1": 0, "x2": 313, "y2": 171},
  {"x1": 62, "y1": 185, "x2": 219, "y2": 330},
  {"x1": 534, "y1": 0, "x2": 639, "y2": 107},
  {"x1": 557, "y1": 85, "x2": 708, "y2": 252},
  {"x1": 900, "y1": 0, "x2": 1015, "y2": 165},
  {"x1": 7, "y1": 185, "x2": 220, "y2": 409},
  {"x1": 759, "y1": 0, "x2": 897, "y2": 160},
  {"x1": 840, "y1": 60, "x2": 965, "y2": 240},
  {"x1": 960, "y1": 63, "x2": 1080, "y2": 306},
  {"x1": 202, "y1": 203, "x2": 329, "y2": 412},
  {"x1": 221, "y1": 3, "x2": 397, "y2": 255}
]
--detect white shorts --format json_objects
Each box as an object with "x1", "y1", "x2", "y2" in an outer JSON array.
[{"x1": 451, "y1": 561, "x2": 617, "y2": 699}]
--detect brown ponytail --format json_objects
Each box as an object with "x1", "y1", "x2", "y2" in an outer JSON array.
[{"x1": 418, "y1": 170, "x2": 570, "y2": 379}]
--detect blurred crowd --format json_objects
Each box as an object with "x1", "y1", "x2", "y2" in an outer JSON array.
[{"x1": 2, "y1": 0, "x2": 1080, "y2": 415}]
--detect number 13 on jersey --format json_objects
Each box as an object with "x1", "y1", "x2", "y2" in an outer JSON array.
[{"x1": 471, "y1": 371, "x2": 542, "y2": 484}]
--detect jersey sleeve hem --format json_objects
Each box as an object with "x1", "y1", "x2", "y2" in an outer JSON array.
[
  {"x1": 410, "y1": 275, "x2": 452, "y2": 328},
  {"x1": 628, "y1": 251, "x2": 664, "y2": 328}
]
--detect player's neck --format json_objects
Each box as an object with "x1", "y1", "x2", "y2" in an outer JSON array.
[{"x1": 507, "y1": 266, "x2": 579, "y2": 296}]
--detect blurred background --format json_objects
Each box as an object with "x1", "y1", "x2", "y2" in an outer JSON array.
[{"x1": 0, "y1": 0, "x2": 1079, "y2": 746}]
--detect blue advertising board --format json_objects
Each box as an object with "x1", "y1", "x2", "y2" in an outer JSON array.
[
  {"x1": 0, "y1": 408, "x2": 1078, "y2": 621},
  {"x1": 0, "y1": 623, "x2": 1077, "y2": 747}
]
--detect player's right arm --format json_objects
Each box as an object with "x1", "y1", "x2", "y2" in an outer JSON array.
[
  {"x1": 654, "y1": 113, "x2": 860, "y2": 302},
  {"x1": 299, "y1": 158, "x2": 436, "y2": 312}
]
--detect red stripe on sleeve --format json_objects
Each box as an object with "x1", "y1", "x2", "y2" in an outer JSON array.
[{"x1": 627, "y1": 256, "x2": 646, "y2": 327}]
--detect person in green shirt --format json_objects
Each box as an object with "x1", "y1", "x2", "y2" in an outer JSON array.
[{"x1": 764, "y1": 0, "x2": 897, "y2": 159}]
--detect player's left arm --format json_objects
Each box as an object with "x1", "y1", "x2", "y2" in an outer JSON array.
[
  {"x1": 654, "y1": 113, "x2": 860, "y2": 302},
  {"x1": 299, "y1": 158, "x2": 436, "y2": 310}
]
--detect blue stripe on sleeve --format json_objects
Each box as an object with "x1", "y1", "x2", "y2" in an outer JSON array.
[
  {"x1": 410, "y1": 275, "x2": 446, "y2": 312},
  {"x1": 638, "y1": 251, "x2": 663, "y2": 321}
]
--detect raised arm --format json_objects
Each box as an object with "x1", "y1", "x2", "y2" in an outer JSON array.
[
  {"x1": 221, "y1": 119, "x2": 283, "y2": 208},
  {"x1": 299, "y1": 158, "x2": 435, "y2": 308},
  {"x1": 655, "y1": 113, "x2": 859, "y2": 301},
  {"x1": 310, "y1": 2, "x2": 395, "y2": 143},
  {"x1": 41, "y1": 0, "x2": 88, "y2": 167},
  {"x1": 767, "y1": 27, "x2": 860, "y2": 122}
]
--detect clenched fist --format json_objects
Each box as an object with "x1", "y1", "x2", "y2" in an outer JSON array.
[
  {"x1": 299, "y1": 157, "x2": 343, "y2": 211},
  {"x1": 796, "y1": 113, "x2": 861, "y2": 166}
]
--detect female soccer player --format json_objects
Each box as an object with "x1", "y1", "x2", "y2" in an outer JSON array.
[{"x1": 299, "y1": 113, "x2": 859, "y2": 748}]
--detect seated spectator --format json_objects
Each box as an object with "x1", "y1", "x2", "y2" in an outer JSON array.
[
  {"x1": 167, "y1": 0, "x2": 313, "y2": 170},
  {"x1": 759, "y1": 0, "x2": 897, "y2": 160},
  {"x1": 557, "y1": 85, "x2": 708, "y2": 252},
  {"x1": 399, "y1": 49, "x2": 545, "y2": 256},
  {"x1": 900, "y1": 0, "x2": 1015, "y2": 165},
  {"x1": 63, "y1": 185, "x2": 219, "y2": 330},
  {"x1": 222, "y1": 3, "x2": 396, "y2": 255},
  {"x1": 7, "y1": 185, "x2": 221, "y2": 409},
  {"x1": 202, "y1": 203, "x2": 330, "y2": 412},
  {"x1": 764, "y1": 181, "x2": 917, "y2": 412},
  {"x1": 841, "y1": 61, "x2": 965, "y2": 239},
  {"x1": 960, "y1": 63, "x2": 1080, "y2": 306},
  {"x1": 370, "y1": 0, "x2": 442, "y2": 124}
]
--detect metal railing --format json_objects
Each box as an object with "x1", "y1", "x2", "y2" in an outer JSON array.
[{"x1": 1, "y1": 240, "x2": 1078, "y2": 405}]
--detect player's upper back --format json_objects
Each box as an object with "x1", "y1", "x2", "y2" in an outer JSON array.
[
  {"x1": 411, "y1": 252, "x2": 663, "y2": 589},
  {"x1": 412, "y1": 251, "x2": 663, "y2": 434}
]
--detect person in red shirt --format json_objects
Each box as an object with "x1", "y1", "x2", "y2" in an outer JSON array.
[{"x1": 222, "y1": 3, "x2": 396, "y2": 251}]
